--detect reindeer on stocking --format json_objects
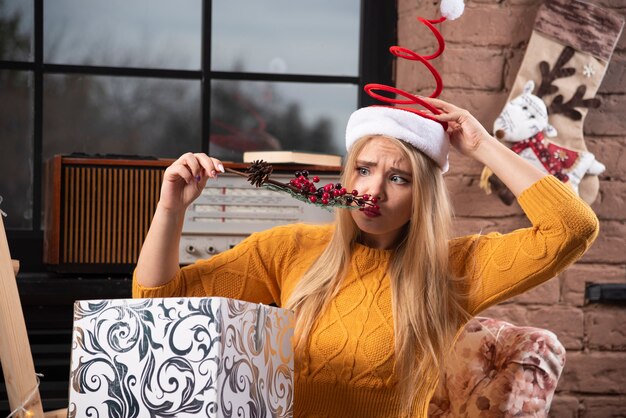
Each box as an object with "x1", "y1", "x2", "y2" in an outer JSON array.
[
  {"x1": 481, "y1": 47, "x2": 607, "y2": 205},
  {"x1": 480, "y1": 0, "x2": 623, "y2": 205}
]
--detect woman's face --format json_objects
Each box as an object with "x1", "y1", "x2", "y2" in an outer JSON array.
[{"x1": 348, "y1": 136, "x2": 414, "y2": 249}]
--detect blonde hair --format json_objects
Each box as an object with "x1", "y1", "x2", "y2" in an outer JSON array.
[{"x1": 285, "y1": 135, "x2": 470, "y2": 412}]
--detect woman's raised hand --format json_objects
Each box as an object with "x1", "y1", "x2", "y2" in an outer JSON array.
[
  {"x1": 420, "y1": 97, "x2": 493, "y2": 158},
  {"x1": 159, "y1": 152, "x2": 225, "y2": 214}
]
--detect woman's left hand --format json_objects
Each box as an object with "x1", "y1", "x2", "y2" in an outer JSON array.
[{"x1": 420, "y1": 97, "x2": 492, "y2": 158}]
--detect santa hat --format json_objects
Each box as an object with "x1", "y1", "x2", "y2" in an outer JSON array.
[
  {"x1": 345, "y1": 106, "x2": 449, "y2": 172},
  {"x1": 345, "y1": 0, "x2": 464, "y2": 173}
]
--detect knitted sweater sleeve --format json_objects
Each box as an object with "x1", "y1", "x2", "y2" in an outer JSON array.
[
  {"x1": 450, "y1": 175, "x2": 599, "y2": 315},
  {"x1": 132, "y1": 225, "x2": 300, "y2": 306}
]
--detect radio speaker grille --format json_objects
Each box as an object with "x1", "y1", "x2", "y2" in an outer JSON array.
[{"x1": 44, "y1": 156, "x2": 167, "y2": 272}]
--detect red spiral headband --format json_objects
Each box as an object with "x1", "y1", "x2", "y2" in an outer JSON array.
[{"x1": 364, "y1": 1, "x2": 466, "y2": 129}]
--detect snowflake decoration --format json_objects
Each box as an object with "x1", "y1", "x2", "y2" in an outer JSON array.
[{"x1": 582, "y1": 63, "x2": 595, "y2": 78}]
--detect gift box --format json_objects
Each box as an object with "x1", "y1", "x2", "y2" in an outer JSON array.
[{"x1": 68, "y1": 297, "x2": 294, "y2": 418}]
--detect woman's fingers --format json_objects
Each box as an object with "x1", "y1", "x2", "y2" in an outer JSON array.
[
  {"x1": 419, "y1": 96, "x2": 459, "y2": 113},
  {"x1": 430, "y1": 111, "x2": 465, "y2": 123},
  {"x1": 178, "y1": 152, "x2": 202, "y2": 181},
  {"x1": 194, "y1": 153, "x2": 224, "y2": 179},
  {"x1": 169, "y1": 153, "x2": 225, "y2": 184},
  {"x1": 167, "y1": 163, "x2": 195, "y2": 185}
]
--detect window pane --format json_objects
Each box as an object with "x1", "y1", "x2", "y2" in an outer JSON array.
[
  {"x1": 212, "y1": 0, "x2": 360, "y2": 76},
  {"x1": 43, "y1": 75, "x2": 201, "y2": 161},
  {"x1": 0, "y1": 70, "x2": 33, "y2": 229},
  {"x1": 210, "y1": 80, "x2": 357, "y2": 162},
  {"x1": 0, "y1": 0, "x2": 33, "y2": 61},
  {"x1": 44, "y1": 0, "x2": 202, "y2": 70}
]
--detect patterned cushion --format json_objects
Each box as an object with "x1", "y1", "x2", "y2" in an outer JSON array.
[{"x1": 428, "y1": 317, "x2": 565, "y2": 417}]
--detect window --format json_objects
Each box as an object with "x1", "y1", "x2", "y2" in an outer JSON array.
[{"x1": 0, "y1": 0, "x2": 395, "y2": 270}]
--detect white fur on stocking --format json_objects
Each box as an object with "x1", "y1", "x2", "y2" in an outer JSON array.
[{"x1": 440, "y1": 0, "x2": 465, "y2": 20}]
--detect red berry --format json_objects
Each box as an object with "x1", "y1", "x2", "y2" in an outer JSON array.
[
  {"x1": 340, "y1": 187, "x2": 347, "y2": 195},
  {"x1": 362, "y1": 194, "x2": 370, "y2": 201},
  {"x1": 332, "y1": 189, "x2": 340, "y2": 197},
  {"x1": 312, "y1": 176, "x2": 320, "y2": 183},
  {"x1": 321, "y1": 198, "x2": 329, "y2": 205},
  {"x1": 324, "y1": 184, "x2": 333, "y2": 192},
  {"x1": 322, "y1": 192, "x2": 330, "y2": 199},
  {"x1": 309, "y1": 186, "x2": 317, "y2": 193},
  {"x1": 352, "y1": 190, "x2": 358, "y2": 196},
  {"x1": 309, "y1": 195, "x2": 317, "y2": 203},
  {"x1": 371, "y1": 197, "x2": 378, "y2": 204}
]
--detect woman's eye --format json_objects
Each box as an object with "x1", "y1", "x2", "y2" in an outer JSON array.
[
  {"x1": 358, "y1": 167, "x2": 369, "y2": 176},
  {"x1": 391, "y1": 175, "x2": 408, "y2": 184}
]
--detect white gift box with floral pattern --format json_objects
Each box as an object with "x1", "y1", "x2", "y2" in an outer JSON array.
[{"x1": 68, "y1": 297, "x2": 294, "y2": 418}]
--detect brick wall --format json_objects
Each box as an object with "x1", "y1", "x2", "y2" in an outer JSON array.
[{"x1": 396, "y1": 0, "x2": 626, "y2": 416}]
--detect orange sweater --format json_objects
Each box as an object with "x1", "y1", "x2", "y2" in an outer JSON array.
[{"x1": 133, "y1": 176, "x2": 598, "y2": 417}]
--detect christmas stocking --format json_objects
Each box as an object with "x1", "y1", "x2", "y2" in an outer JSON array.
[{"x1": 481, "y1": 0, "x2": 624, "y2": 205}]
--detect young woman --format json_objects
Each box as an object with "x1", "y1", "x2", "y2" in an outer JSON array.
[{"x1": 134, "y1": 98, "x2": 599, "y2": 417}]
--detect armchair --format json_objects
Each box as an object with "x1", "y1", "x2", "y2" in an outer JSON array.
[{"x1": 429, "y1": 317, "x2": 565, "y2": 417}]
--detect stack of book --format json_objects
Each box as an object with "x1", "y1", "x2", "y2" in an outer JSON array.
[{"x1": 242, "y1": 151, "x2": 342, "y2": 167}]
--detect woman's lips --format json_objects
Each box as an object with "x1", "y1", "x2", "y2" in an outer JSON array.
[{"x1": 360, "y1": 207, "x2": 381, "y2": 217}]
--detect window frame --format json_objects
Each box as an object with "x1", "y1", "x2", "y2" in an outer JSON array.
[{"x1": 1, "y1": 0, "x2": 396, "y2": 272}]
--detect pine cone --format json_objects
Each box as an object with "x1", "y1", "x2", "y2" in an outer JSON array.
[{"x1": 246, "y1": 160, "x2": 273, "y2": 187}]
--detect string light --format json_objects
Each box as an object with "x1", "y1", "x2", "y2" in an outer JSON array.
[{"x1": 5, "y1": 373, "x2": 43, "y2": 418}]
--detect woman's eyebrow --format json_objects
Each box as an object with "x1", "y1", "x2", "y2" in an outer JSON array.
[
  {"x1": 391, "y1": 167, "x2": 412, "y2": 177},
  {"x1": 356, "y1": 159, "x2": 411, "y2": 177}
]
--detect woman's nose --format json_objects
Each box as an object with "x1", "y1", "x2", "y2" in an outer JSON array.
[{"x1": 363, "y1": 178, "x2": 384, "y2": 201}]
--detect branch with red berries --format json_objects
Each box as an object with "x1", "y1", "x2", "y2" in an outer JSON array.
[{"x1": 224, "y1": 160, "x2": 380, "y2": 210}]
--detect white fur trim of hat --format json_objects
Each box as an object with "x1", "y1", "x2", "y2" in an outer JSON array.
[{"x1": 345, "y1": 106, "x2": 450, "y2": 173}]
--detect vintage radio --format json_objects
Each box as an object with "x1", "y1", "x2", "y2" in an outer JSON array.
[{"x1": 44, "y1": 155, "x2": 340, "y2": 273}]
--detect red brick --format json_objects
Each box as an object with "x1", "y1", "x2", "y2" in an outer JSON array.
[
  {"x1": 396, "y1": 0, "x2": 417, "y2": 16},
  {"x1": 447, "y1": 147, "x2": 485, "y2": 175},
  {"x1": 560, "y1": 264, "x2": 625, "y2": 306},
  {"x1": 469, "y1": 0, "x2": 502, "y2": 4},
  {"x1": 591, "y1": 180, "x2": 626, "y2": 221},
  {"x1": 467, "y1": 304, "x2": 584, "y2": 349},
  {"x1": 586, "y1": 94, "x2": 626, "y2": 137},
  {"x1": 397, "y1": 10, "x2": 440, "y2": 52},
  {"x1": 442, "y1": 5, "x2": 538, "y2": 47},
  {"x1": 592, "y1": 1, "x2": 626, "y2": 10},
  {"x1": 559, "y1": 351, "x2": 626, "y2": 394},
  {"x1": 506, "y1": 278, "x2": 560, "y2": 305},
  {"x1": 527, "y1": 306, "x2": 584, "y2": 350},
  {"x1": 480, "y1": 303, "x2": 532, "y2": 325},
  {"x1": 585, "y1": 306, "x2": 626, "y2": 350},
  {"x1": 599, "y1": 55, "x2": 626, "y2": 95},
  {"x1": 503, "y1": 47, "x2": 527, "y2": 91},
  {"x1": 581, "y1": 220, "x2": 626, "y2": 264},
  {"x1": 444, "y1": 47, "x2": 505, "y2": 90},
  {"x1": 586, "y1": 136, "x2": 626, "y2": 181},
  {"x1": 508, "y1": 0, "x2": 543, "y2": 5},
  {"x1": 580, "y1": 396, "x2": 626, "y2": 418},
  {"x1": 446, "y1": 175, "x2": 523, "y2": 217},
  {"x1": 549, "y1": 394, "x2": 580, "y2": 418},
  {"x1": 442, "y1": 89, "x2": 509, "y2": 130}
]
